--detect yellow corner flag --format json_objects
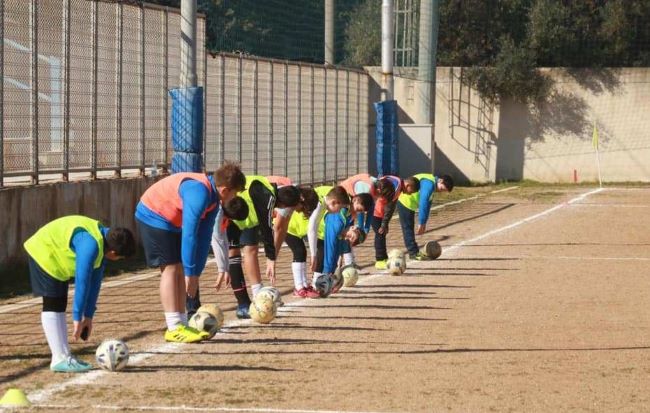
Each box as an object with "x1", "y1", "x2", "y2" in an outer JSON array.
[{"x1": 592, "y1": 121, "x2": 599, "y2": 150}]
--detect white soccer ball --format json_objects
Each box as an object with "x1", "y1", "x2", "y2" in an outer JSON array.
[
  {"x1": 388, "y1": 248, "x2": 404, "y2": 259},
  {"x1": 257, "y1": 286, "x2": 284, "y2": 307},
  {"x1": 342, "y1": 266, "x2": 359, "y2": 287},
  {"x1": 387, "y1": 255, "x2": 406, "y2": 276},
  {"x1": 250, "y1": 294, "x2": 277, "y2": 324},
  {"x1": 95, "y1": 339, "x2": 129, "y2": 372},
  {"x1": 189, "y1": 311, "x2": 220, "y2": 338},
  {"x1": 313, "y1": 273, "x2": 333, "y2": 297},
  {"x1": 197, "y1": 304, "x2": 225, "y2": 331}
]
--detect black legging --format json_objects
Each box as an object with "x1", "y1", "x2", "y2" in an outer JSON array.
[{"x1": 285, "y1": 233, "x2": 307, "y2": 262}]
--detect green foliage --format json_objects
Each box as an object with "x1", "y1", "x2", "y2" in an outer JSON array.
[{"x1": 342, "y1": 0, "x2": 382, "y2": 66}]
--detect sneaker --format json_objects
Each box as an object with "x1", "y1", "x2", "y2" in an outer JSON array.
[
  {"x1": 293, "y1": 287, "x2": 320, "y2": 299},
  {"x1": 184, "y1": 325, "x2": 211, "y2": 339},
  {"x1": 374, "y1": 260, "x2": 388, "y2": 270},
  {"x1": 410, "y1": 251, "x2": 431, "y2": 261},
  {"x1": 51, "y1": 356, "x2": 93, "y2": 373},
  {"x1": 164, "y1": 325, "x2": 206, "y2": 343},
  {"x1": 236, "y1": 305, "x2": 251, "y2": 319}
]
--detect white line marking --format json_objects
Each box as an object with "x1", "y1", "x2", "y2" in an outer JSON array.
[
  {"x1": 570, "y1": 203, "x2": 649, "y2": 208},
  {"x1": 31, "y1": 404, "x2": 396, "y2": 413},
  {"x1": 526, "y1": 255, "x2": 650, "y2": 261},
  {"x1": 439, "y1": 188, "x2": 605, "y2": 258}
]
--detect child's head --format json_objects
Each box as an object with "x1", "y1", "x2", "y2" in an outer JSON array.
[
  {"x1": 351, "y1": 193, "x2": 373, "y2": 213},
  {"x1": 214, "y1": 161, "x2": 246, "y2": 202},
  {"x1": 297, "y1": 186, "x2": 319, "y2": 217},
  {"x1": 104, "y1": 227, "x2": 136, "y2": 261},
  {"x1": 375, "y1": 177, "x2": 396, "y2": 201},
  {"x1": 276, "y1": 185, "x2": 301, "y2": 208},
  {"x1": 403, "y1": 176, "x2": 421, "y2": 195},
  {"x1": 223, "y1": 196, "x2": 249, "y2": 221},
  {"x1": 438, "y1": 174, "x2": 454, "y2": 192},
  {"x1": 325, "y1": 186, "x2": 351, "y2": 213}
]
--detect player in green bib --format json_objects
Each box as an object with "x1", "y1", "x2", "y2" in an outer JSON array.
[
  {"x1": 398, "y1": 174, "x2": 454, "y2": 259},
  {"x1": 23, "y1": 216, "x2": 135, "y2": 373}
]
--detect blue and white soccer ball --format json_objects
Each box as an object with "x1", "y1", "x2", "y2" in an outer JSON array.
[
  {"x1": 95, "y1": 339, "x2": 129, "y2": 372},
  {"x1": 313, "y1": 273, "x2": 334, "y2": 298},
  {"x1": 257, "y1": 286, "x2": 284, "y2": 307}
]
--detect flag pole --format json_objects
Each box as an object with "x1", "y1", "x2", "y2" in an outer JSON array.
[{"x1": 593, "y1": 121, "x2": 602, "y2": 188}]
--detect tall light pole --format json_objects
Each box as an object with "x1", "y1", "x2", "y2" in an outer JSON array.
[
  {"x1": 381, "y1": 0, "x2": 394, "y2": 101},
  {"x1": 325, "y1": 0, "x2": 335, "y2": 65},
  {"x1": 180, "y1": 0, "x2": 197, "y2": 87},
  {"x1": 416, "y1": 0, "x2": 439, "y2": 124}
]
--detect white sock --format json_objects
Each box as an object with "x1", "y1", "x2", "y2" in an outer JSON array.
[
  {"x1": 165, "y1": 312, "x2": 183, "y2": 331},
  {"x1": 292, "y1": 262, "x2": 306, "y2": 290},
  {"x1": 251, "y1": 283, "x2": 263, "y2": 297},
  {"x1": 343, "y1": 252, "x2": 355, "y2": 266},
  {"x1": 180, "y1": 312, "x2": 188, "y2": 326},
  {"x1": 304, "y1": 259, "x2": 313, "y2": 288},
  {"x1": 311, "y1": 272, "x2": 322, "y2": 289},
  {"x1": 42, "y1": 312, "x2": 70, "y2": 365}
]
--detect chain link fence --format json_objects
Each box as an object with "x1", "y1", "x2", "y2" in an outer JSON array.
[{"x1": 1, "y1": 0, "x2": 368, "y2": 187}]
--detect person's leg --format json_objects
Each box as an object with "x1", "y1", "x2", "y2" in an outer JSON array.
[
  {"x1": 285, "y1": 234, "x2": 307, "y2": 291},
  {"x1": 160, "y1": 263, "x2": 184, "y2": 330},
  {"x1": 241, "y1": 226, "x2": 263, "y2": 297},
  {"x1": 226, "y1": 223, "x2": 252, "y2": 318},
  {"x1": 371, "y1": 216, "x2": 388, "y2": 262},
  {"x1": 397, "y1": 202, "x2": 419, "y2": 257}
]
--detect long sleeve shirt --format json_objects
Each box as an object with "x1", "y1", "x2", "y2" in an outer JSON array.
[
  {"x1": 211, "y1": 209, "x2": 229, "y2": 273},
  {"x1": 323, "y1": 209, "x2": 352, "y2": 274},
  {"x1": 70, "y1": 226, "x2": 109, "y2": 322},
  {"x1": 417, "y1": 178, "x2": 436, "y2": 226}
]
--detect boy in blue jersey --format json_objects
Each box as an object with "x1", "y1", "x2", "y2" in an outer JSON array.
[
  {"x1": 23, "y1": 216, "x2": 135, "y2": 372},
  {"x1": 135, "y1": 162, "x2": 247, "y2": 342},
  {"x1": 398, "y1": 174, "x2": 454, "y2": 259}
]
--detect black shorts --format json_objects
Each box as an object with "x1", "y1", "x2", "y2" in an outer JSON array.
[
  {"x1": 226, "y1": 223, "x2": 259, "y2": 249},
  {"x1": 137, "y1": 219, "x2": 181, "y2": 267},
  {"x1": 28, "y1": 257, "x2": 69, "y2": 298}
]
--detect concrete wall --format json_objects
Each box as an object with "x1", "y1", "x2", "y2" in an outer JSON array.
[
  {"x1": 367, "y1": 66, "x2": 650, "y2": 183},
  {"x1": 0, "y1": 177, "x2": 154, "y2": 266}
]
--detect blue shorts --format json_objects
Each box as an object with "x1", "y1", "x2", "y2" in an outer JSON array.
[
  {"x1": 28, "y1": 257, "x2": 69, "y2": 298},
  {"x1": 226, "y1": 223, "x2": 259, "y2": 249},
  {"x1": 137, "y1": 219, "x2": 181, "y2": 267}
]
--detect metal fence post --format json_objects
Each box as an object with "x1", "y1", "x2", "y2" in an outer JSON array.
[
  {"x1": 253, "y1": 59, "x2": 258, "y2": 173},
  {"x1": 334, "y1": 67, "x2": 338, "y2": 180},
  {"x1": 220, "y1": 54, "x2": 225, "y2": 164},
  {"x1": 323, "y1": 66, "x2": 327, "y2": 182},
  {"x1": 163, "y1": 8, "x2": 169, "y2": 172},
  {"x1": 62, "y1": 0, "x2": 70, "y2": 181},
  {"x1": 269, "y1": 62, "x2": 274, "y2": 173},
  {"x1": 345, "y1": 70, "x2": 349, "y2": 178},
  {"x1": 140, "y1": 4, "x2": 146, "y2": 175},
  {"x1": 237, "y1": 53, "x2": 242, "y2": 164},
  {"x1": 357, "y1": 73, "x2": 361, "y2": 173},
  {"x1": 1, "y1": 0, "x2": 5, "y2": 188},
  {"x1": 297, "y1": 64, "x2": 301, "y2": 183},
  {"x1": 30, "y1": 0, "x2": 39, "y2": 184},
  {"x1": 91, "y1": 0, "x2": 98, "y2": 179},
  {"x1": 116, "y1": 2, "x2": 123, "y2": 177},
  {"x1": 310, "y1": 66, "x2": 314, "y2": 184},
  {"x1": 284, "y1": 62, "x2": 288, "y2": 177}
]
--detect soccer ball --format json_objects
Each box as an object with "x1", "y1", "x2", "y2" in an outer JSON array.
[
  {"x1": 313, "y1": 273, "x2": 333, "y2": 298},
  {"x1": 388, "y1": 248, "x2": 404, "y2": 259},
  {"x1": 95, "y1": 339, "x2": 129, "y2": 372},
  {"x1": 189, "y1": 311, "x2": 220, "y2": 338},
  {"x1": 197, "y1": 304, "x2": 224, "y2": 330},
  {"x1": 257, "y1": 286, "x2": 284, "y2": 307},
  {"x1": 424, "y1": 240, "x2": 442, "y2": 259},
  {"x1": 249, "y1": 294, "x2": 277, "y2": 324},
  {"x1": 387, "y1": 252, "x2": 406, "y2": 276},
  {"x1": 330, "y1": 268, "x2": 344, "y2": 294},
  {"x1": 342, "y1": 266, "x2": 359, "y2": 287}
]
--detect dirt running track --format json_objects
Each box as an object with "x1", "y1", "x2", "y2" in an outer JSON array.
[{"x1": 1, "y1": 185, "x2": 649, "y2": 412}]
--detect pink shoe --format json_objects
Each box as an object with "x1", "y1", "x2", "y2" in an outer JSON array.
[
  {"x1": 294, "y1": 287, "x2": 320, "y2": 298},
  {"x1": 304, "y1": 286, "x2": 321, "y2": 298}
]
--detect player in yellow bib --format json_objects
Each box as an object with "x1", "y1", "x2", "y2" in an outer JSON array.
[
  {"x1": 398, "y1": 174, "x2": 454, "y2": 259},
  {"x1": 23, "y1": 216, "x2": 135, "y2": 373}
]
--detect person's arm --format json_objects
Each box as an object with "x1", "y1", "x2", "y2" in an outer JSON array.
[
  {"x1": 83, "y1": 265, "x2": 104, "y2": 320},
  {"x1": 178, "y1": 180, "x2": 213, "y2": 277},
  {"x1": 211, "y1": 209, "x2": 229, "y2": 273},
  {"x1": 193, "y1": 204, "x2": 219, "y2": 276},
  {"x1": 381, "y1": 200, "x2": 398, "y2": 230},
  {"x1": 307, "y1": 202, "x2": 323, "y2": 259},
  {"x1": 417, "y1": 178, "x2": 436, "y2": 226},
  {"x1": 323, "y1": 211, "x2": 347, "y2": 274},
  {"x1": 249, "y1": 181, "x2": 277, "y2": 260},
  {"x1": 273, "y1": 208, "x2": 293, "y2": 261},
  {"x1": 70, "y1": 230, "x2": 100, "y2": 322}
]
